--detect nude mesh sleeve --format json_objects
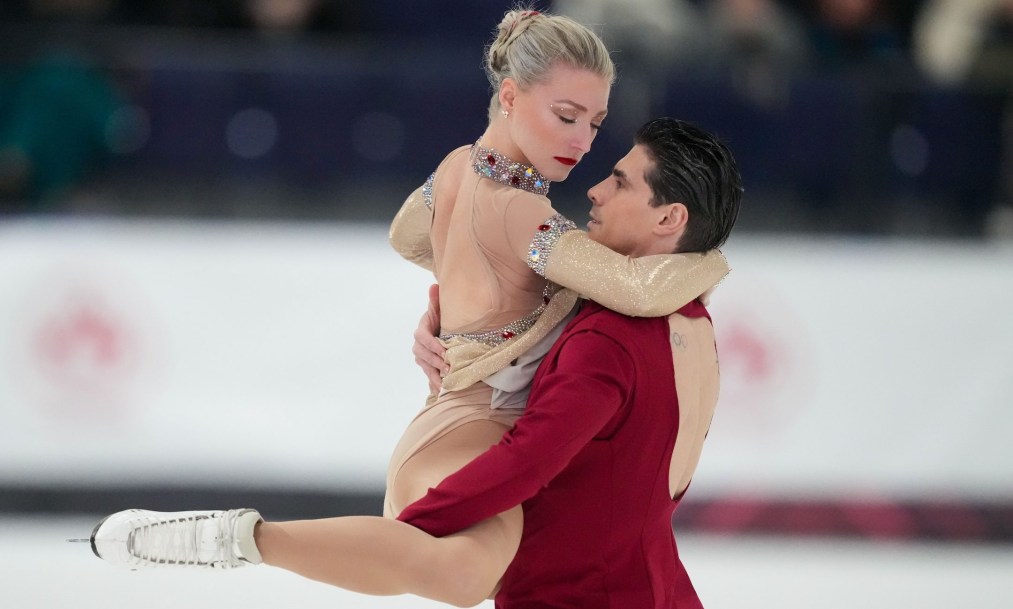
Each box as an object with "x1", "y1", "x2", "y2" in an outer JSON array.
[
  {"x1": 536, "y1": 228, "x2": 730, "y2": 317},
  {"x1": 388, "y1": 178, "x2": 434, "y2": 272}
]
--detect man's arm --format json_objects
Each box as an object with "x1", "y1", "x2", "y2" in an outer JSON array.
[
  {"x1": 413, "y1": 284, "x2": 447, "y2": 394},
  {"x1": 397, "y1": 329, "x2": 635, "y2": 537}
]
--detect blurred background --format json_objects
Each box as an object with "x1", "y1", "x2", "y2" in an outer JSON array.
[
  {"x1": 1, "y1": 0, "x2": 1012, "y2": 607},
  {"x1": 1, "y1": 0, "x2": 1011, "y2": 234}
]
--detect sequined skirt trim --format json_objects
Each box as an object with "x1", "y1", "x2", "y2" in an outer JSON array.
[{"x1": 439, "y1": 283, "x2": 556, "y2": 347}]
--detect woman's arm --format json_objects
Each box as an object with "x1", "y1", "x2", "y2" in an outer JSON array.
[
  {"x1": 388, "y1": 175, "x2": 435, "y2": 271},
  {"x1": 541, "y1": 221, "x2": 728, "y2": 317},
  {"x1": 508, "y1": 207, "x2": 729, "y2": 317}
]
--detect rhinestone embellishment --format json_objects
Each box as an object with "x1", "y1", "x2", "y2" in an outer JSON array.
[
  {"x1": 470, "y1": 142, "x2": 550, "y2": 196},
  {"x1": 527, "y1": 213, "x2": 576, "y2": 277},
  {"x1": 422, "y1": 172, "x2": 435, "y2": 210}
]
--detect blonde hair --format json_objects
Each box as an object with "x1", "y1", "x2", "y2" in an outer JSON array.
[{"x1": 484, "y1": 8, "x2": 615, "y2": 122}]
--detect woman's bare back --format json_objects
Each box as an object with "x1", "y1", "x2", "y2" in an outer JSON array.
[{"x1": 428, "y1": 146, "x2": 558, "y2": 335}]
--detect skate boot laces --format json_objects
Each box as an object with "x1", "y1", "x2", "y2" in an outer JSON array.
[{"x1": 127, "y1": 510, "x2": 245, "y2": 569}]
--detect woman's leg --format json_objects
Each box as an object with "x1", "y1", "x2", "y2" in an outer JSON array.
[
  {"x1": 387, "y1": 419, "x2": 512, "y2": 516},
  {"x1": 256, "y1": 508, "x2": 520, "y2": 607},
  {"x1": 256, "y1": 420, "x2": 521, "y2": 607}
]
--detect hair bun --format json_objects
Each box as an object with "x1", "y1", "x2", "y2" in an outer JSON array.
[{"x1": 497, "y1": 9, "x2": 540, "y2": 48}]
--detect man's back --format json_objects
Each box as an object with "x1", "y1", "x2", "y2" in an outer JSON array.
[{"x1": 665, "y1": 300, "x2": 720, "y2": 501}]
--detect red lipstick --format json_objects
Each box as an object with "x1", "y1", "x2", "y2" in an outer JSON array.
[{"x1": 554, "y1": 157, "x2": 578, "y2": 167}]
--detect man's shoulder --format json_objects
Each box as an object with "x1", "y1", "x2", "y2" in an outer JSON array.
[
  {"x1": 568, "y1": 301, "x2": 664, "y2": 336},
  {"x1": 566, "y1": 299, "x2": 711, "y2": 338}
]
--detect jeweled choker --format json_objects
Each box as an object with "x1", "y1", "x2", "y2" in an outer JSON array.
[{"x1": 470, "y1": 141, "x2": 551, "y2": 196}]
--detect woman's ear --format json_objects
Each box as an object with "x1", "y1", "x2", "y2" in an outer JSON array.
[{"x1": 499, "y1": 78, "x2": 517, "y2": 114}]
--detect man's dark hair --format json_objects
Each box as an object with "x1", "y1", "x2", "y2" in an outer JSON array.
[{"x1": 634, "y1": 118, "x2": 742, "y2": 253}]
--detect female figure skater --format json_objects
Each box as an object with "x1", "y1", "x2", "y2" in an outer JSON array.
[{"x1": 89, "y1": 9, "x2": 728, "y2": 607}]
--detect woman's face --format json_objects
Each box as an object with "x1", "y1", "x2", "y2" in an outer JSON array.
[{"x1": 504, "y1": 63, "x2": 610, "y2": 182}]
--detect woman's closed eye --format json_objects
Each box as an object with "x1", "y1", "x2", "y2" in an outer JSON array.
[{"x1": 558, "y1": 115, "x2": 604, "y2": 131}]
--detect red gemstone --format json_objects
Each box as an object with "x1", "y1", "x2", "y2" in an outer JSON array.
[
  {"x1": 543, "y1": 296, "x2": 551, "y2": 304},
  {"x1": 487, "y1": 154, "x2": 496, "y2": 165},
  {"x1": 537, "y1": 224, "x2": 551, "y2": 231},
  {"x1": 511, "y1": 176, "x2": 520, "y2": 185},
  {"x1": 502, "y1": 331, "x2": 516, "y2": 339}
]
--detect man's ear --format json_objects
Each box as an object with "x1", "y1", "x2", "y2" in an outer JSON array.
[
  {"x1": 656, "y1": 202, "x2": 689, "y2": 237},
  {"x1": 499, "y1": 78, "x2": 518, "y2": 114}
]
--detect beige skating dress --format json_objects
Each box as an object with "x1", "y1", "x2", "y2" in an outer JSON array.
[{"x1": 383, "y1": 142, "x2": 728, "y2": 516}]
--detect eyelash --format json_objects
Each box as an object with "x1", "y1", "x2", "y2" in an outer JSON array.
[{"x1": 558, "y1": 116, "x2": 603, "y2": 131}]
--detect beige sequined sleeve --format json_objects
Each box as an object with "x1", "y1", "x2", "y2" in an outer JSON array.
[
  {"x1": 388, "y1": 176, "x2": 434, "y2": 272},
  {"x1": 525, "y1": 214, "x2": 730, "y2": 317}
]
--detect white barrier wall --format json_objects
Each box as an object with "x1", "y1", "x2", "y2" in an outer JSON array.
[{"x1": 1, "y1": 219, "x2": 1011, "y2": 501}]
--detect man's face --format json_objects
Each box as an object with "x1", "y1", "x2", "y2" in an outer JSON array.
[{"x1": 586, "y1": 144, "x2": 666, "y2": 257}]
